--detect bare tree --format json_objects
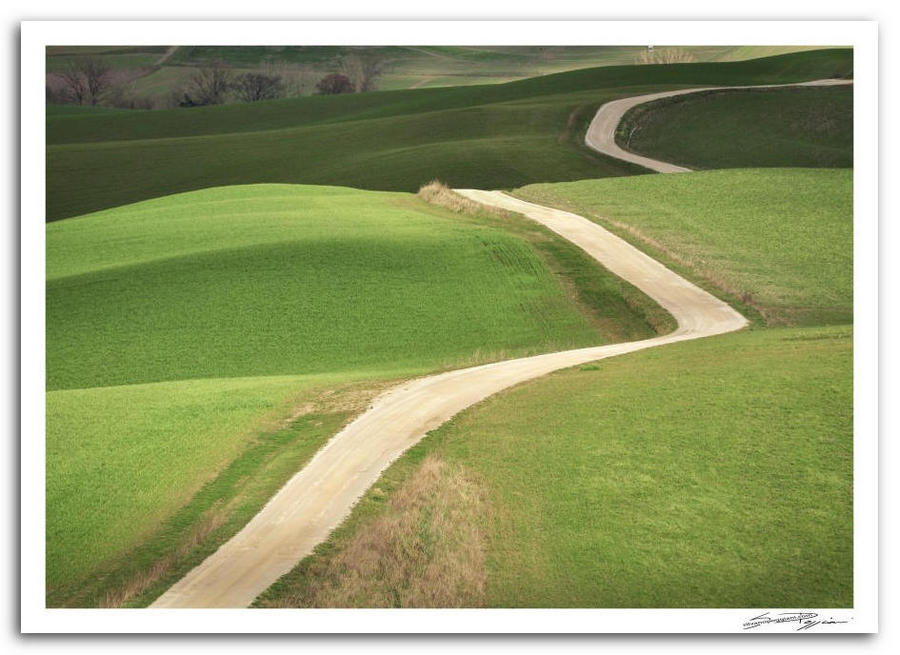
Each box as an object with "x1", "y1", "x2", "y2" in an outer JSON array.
[
  {"x1": 315, "y1": 73, "x2": 355, "y2": 95},
  {"x1": 57, "y1": 67, "x2": 87, "y2": 105},
  {"x1": 57, "y1": 57, "x2": 112, "y2": 105},
  {"x1": 234, "y1": 72, "x2": 285, "y2": 102},
  {"x1": 183, "y1": 61, "x2": 233, "y2": 106},
  {"x1": 341, "y1": 51, "x2": 387, "y2": 93}
]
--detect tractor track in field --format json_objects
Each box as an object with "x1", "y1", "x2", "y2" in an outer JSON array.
[{"x1": 151, "y1": 79, "x2": 850, "y2": 608}]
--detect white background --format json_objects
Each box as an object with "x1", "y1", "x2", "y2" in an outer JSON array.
[{"x1": 5, "y1": 1, "x2": 898, "y2": 653}]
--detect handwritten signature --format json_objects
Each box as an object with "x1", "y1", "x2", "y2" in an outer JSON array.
[{"x1": 743, "y1": 611, "x2": 850, "y2": 631}]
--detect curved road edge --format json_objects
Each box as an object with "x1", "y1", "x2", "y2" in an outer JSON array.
[
  {"x1": 584, "y1": 78, "x2": 853, "y2": 173},
  {"x1": 150, "y1": 190, "x2": 746, "y2": 608}
]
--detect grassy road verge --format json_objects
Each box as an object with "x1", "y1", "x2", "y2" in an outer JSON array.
[
  {"x1": 257, "y1": 325, "x2": 852, "y2": 608},
  {"x1": 47, "y1": 183, "x2": 668, "y2": 606},
  {"x1": 515, "y1": 169, "x2": 852, "y2": 326}
]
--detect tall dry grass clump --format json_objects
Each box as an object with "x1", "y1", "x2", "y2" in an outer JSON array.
[
  {"x1": 417, "y1": 180, "x2": 484, "y2": 214},
  {"x1": 263, "y1": 455, "x2": 488, "y2": 608}
]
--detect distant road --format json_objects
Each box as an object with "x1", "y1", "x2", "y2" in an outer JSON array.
[
  {"x1": 154, "y1": 46, "x2": 180, "y2": 67},
  {"x1": 584, "y1": 78, "x2": 853, "y2": 173}
]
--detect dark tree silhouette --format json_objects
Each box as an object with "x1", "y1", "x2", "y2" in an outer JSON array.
[
  {"x1": 315, "y1": 73, "x2": 355, "y2": 95},
  {"x1": 58, "y1": 57, "x2": 112, "y2": 105},
  {"x1": 235, "y1": 72, "x2": 285, "y2": 102},
  {"x1": 182, "y1": 61, "x2": 233, "y2": 106}
]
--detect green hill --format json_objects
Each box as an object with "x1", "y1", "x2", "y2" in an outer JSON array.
[
  {"x1": 258, "y1": 324, "x2": 853, "y2": 608},
  {"x1": 617, "y1": 84, "x2": 852, "y2": 169},
  {"x1": 47, "y1": 184, "x2": 660, "y2": 390},
  {"x1": 256, "y1": 169, "x2": 853, "y2": 609},
  {"x1": 46, "y1": 49, "x2": 852, "y2": 221},
  {"x1": 46, "y1": 45, "x2": 828, "y2": 106},
  {"x1": 46, "y1": 183, "x2": 666, "y2": 606},
  {"x1": 516, "y1": 169, "x2": 853, "y2": 326}
]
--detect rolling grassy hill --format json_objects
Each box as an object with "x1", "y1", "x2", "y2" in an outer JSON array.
[
  {"x1": 45, "y1": 45, "x2": 168, "y2": 72},
  {"x1": 46, "y1": 371, "x2": 368, "y2": 607},
  {"x1": 46, "y1": 45, "x2": 828, "y2": 103},
  {"x1": 515, "y1": 169, "x2": 853, "y2": 326},
  {"x1": 46, "y1": 183, "x2": 667, "y2": 606},
  {"x1": 47, "y1": 184, "x2": 660, "y2": 390},
  {"x1": 164, "y1": 45, "x2": 829, "y2": 91},
  {"x1": 258, "y1": 324, "x2": 852, "y2": 608},
  {"x1": 45, "y1": 48, "x2": 854, "y2": 610},
  {"x1": 46, "y1": 49, "x2": 852, "y2": 221},
  {"x1": 256, "y1": 168, "x2": 853, "y2": 609},
  {"x1": 48, "y1": 49, "x2": 852, "y2": 144},
  {"x1": 617, "y1": 85, "x2": 853, "y2": 169}
]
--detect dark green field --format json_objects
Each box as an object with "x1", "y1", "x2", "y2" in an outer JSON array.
[
  {"x1": 617, "y1": 85, "x2": 853, "y2": 169},
  {"x1": 46, "y1": 49, "x2": 851, "y2": 221}
]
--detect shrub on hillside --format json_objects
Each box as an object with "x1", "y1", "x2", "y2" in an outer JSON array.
[
  {"x1": 181, "y1": 61, "x2": 233, "y2": 106},
  {"x1": 235, "y1": 72, "x2": 285, "y2": 102},
  {"x1": 315, "y1": 73, "x2": 355, "y2": 95}
]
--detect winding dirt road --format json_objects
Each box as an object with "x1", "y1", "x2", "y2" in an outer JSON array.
[
  {"x1": 151, "y1": 190, "x2": 746, "y2": 608},
  {"x1": 151, "y1": 79, "x2": 852, "y2": 608},
  {"x1": 584, "y1": 78, "x2": 853, "y2": 173}
]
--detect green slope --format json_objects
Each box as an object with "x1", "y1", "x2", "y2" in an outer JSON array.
[
  {"x1": 48, "y1": 49, "x2": 852, "y2": 145},
  {"x1": 617, "y1": 84, "x2": 852, "y2": 169},
  {"x1": 46, "y1": 183, "x2": 667, "y2": 605},
  {"x1": 46, "y1": 372, "x2": 347, "y2": 601},
  {"x1": 46, "y1": 49, "x2": 852, "y2": 221},
  {"x1": 45, "y1": 45, "x2": 831, "y2": 114},
  {"x1": 47, "y1": 184, "x2": 659, "y2": 391},
  {"x1": 259, "y1": 325, "x2": 853, "y2": 608},
  {"x1": 515, "y1": 169, "x2": 853, "y2": 326},
  {"x1": 257, "y1": 168, "x2": 853, "y2": 609}
]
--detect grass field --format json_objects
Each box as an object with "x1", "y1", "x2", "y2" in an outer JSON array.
[
  {"x1": 46, "y1": 49, "x2": 852, "y2": 221},
  {"x1": 46, "y1": 183, "x2": 667, "y2": 606},
  {"x1": 515, "y1": 169, "x2": 853, "y2": 326},
  {"x1": 256, "y1": 164, "x2": 853, "y2": 609},
  {"x1": 46, "y1": 371, "x2": 370, "y2": 605},
  {"x1": 46, "y1": 45, "x2": 828, "y2": 104},
  {"x1": 48, "y1": 49, "x2": 852, "y2": 145},
  {"x1": 47, "y1": 184, "x2": 663, "y2": 390},
  {"x1": 45, "y1": 46, "x2": 167, "y2": 70},
  {"x1": 617, "y1": 85, "x2": 853, "y2": 169},
  {"x1": 257, "y1": 324, "x2": 853, "y2": 608},
  {"x1": 45, "y1": 47, "x2": 854, "y2": 611}
]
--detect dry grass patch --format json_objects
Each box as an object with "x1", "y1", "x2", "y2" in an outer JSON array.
[
  {"x1": 635, "y1": 47, "x2": 698, "y2": 65},
  {"x1": 100, "y1": 502, "x2": 230, "y2": 608},
  {"x1": 417, "y1": 180, "x2": 484, "y2": 214},
  {"x1": 258, "y1": 456, "x2": 488, "y2": 608}
]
